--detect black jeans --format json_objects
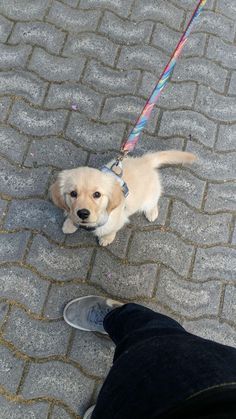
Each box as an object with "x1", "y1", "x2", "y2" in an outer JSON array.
[{"x1": 91, "y1": 303, "x2": 236, "y2": 419}]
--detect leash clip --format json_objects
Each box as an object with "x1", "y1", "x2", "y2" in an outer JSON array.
[
  {"x1": 110, "y1": 159, "x2": 123, "y2": 177},
  {"x1": 100, "y1": 160, "x2": 129, "y2": 198}
]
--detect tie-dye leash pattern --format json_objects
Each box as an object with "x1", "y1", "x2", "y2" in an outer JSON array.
[{"x1": 121, "y1": 0, "x2": 207, "y2": 154}]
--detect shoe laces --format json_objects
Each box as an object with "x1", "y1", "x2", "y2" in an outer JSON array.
[{"x1": 87, "y1": 303, "x2": 111, "y2": 326}]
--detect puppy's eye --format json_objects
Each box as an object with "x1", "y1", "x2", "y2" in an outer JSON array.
[
  {"x1": 70, "y1": 191, "x2": 77, "y2": 198},
  {"x1": 93, "y1": 191, "x2": 101, "y2": 199}
]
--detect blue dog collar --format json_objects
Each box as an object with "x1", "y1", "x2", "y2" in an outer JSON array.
[{"x1": 100, "y1": 163, "x2": 129, "y2": 198}]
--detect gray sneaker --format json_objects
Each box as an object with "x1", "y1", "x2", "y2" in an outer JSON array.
[
  {"x1": 63, "y1": 295, "x2": 123, "y2": 334},
  {"x1": 83, "y1": 405, "x2": 95, "y2": 419}
]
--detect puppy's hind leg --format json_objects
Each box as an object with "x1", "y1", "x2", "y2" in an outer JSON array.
[{"x1": 144, "y1": 188, "x2": 161, "y2": 223}]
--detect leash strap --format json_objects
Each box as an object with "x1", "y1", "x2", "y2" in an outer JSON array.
[{"x1": 120, "y1": 0, "x2": 207, "y2": 154}]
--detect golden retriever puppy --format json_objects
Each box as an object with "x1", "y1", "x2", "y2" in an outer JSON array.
[{"x1": 50, "y1": 150, "x2": 196, "y2": 246}]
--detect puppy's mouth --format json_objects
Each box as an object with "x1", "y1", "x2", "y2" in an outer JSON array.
[
  {"x1": 72, "y1": 212, "x2": 109, "y2": 230},
  {"x1": 79, "y1": 223, "x2": 97, "y2": 231}
]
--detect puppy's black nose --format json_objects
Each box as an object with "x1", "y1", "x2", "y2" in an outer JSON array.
[{"x1": 77, "y1": 209, "x2": 90, "y2": 220}]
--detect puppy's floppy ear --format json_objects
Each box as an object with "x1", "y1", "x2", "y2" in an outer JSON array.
[
  {"x1": 107, "y1": 181, "x2": 123, "y2": 213},
  {"x1": 50, "y1": 180, "x2": 69, "y2": 211}
]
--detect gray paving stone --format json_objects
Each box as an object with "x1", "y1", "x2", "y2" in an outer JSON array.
[
  {"x1": 0, "y1": 15, "x2": 13, "y2": 42},
  {"x1": 233, "y1": 225, "x2": 236, "y2": 245},
  {"x1": 0, "y1": 159, "x2": 50, "y2": 197},
  {"x1": 29, "y1": 48, "x2": 86, "y2": 82},
  {"x1": 216, "y1": 0, "x2": 236, "y2": 19},
  {"x1": 187, "y1": 10, "x2": 236, "y2": 43},
  {"x1": 0, "y1": 0, "x2": 49, "y2": 21},
  {"x1": 0, "y1": 232, "x2": 30, "y2": 262},
  {"x1": 0, "y1": 397, "x2": 49, "y2": 419},
  {"x1": 101, "y1": 96, "x2": 159, "y2": 133},
  {"x1": 0, "y1": 70, "x2": 47, "y2": 105},
  {"x1": 88, "y1": 151, "x2": 120, "y2": 168},
  {"x1": 25, "y1": 137, "x2": 88, "y2": 169},
  {"x1": 207, "y1": 36, "x2": 236, "y2": 70},
  {"x1": 130, "y1": 196, "x2": 170, "y2": 228},
  {"x1": 131, "y1": 0, "x2": 184, "y2": 29},
  {"x1": 151, "y1": 22, "x2": 206, "y2": 58},
  {"x1": 172, "y1": 0, "x2": 215, "y2": 10},
  {"x1": 159, "y1": 110, "x2": 217, "y2": 148},
  {"x1": 22, "y1": 361, "x2": 94, "y2": 414},
  {"x1": 66, "y1": 112, "x2": 125, "y2": 151},
  {"x1": 186, "y1": 141, "x2": 236, "y2": 181},
  {"x1": 51, "y1": 406, "x2": 72, "y2": 419},
  {"x1": 193, "y1": 246, "x2": 236, "y2": 281},
  {"x1": 170, "y1": 201, "x2": 231, "y2": 244},
  {"x1": 205, "y1": 182, "x2": 236, "y2": 212},
  {"x1": 91, "y1": 250, "x2": 158, "y2": 298},
  {"x1": 27, "y1": 234, "x2": 93, "y2": 280},
  {"x1": 134, "y1": 135, "x2": 184, "y2": 155},
  {"x1": 4, "y1": 308, "x2": 70, "y2": 357},
  {"x1": 156, "y1": 268, "x2": 221, "y2": 317},
  {"x1": 0, "y1": 302, "x2": 8, "y2": 327},
  {"x1": 79, "y1": 0, "x2": 133, "y2": 17},
  {"x1": 107, "y1": 227, "x2": 132, "y2": 258},
  {"x1": 183, "y1": 319, "x2": 236, "y2": 347},
  {"x1": 84, "y1": 60, "x2": 140, "y2": 94},
  {"x1": 0, "y1": 345, "x2": 24, "y2": 392},
  {"x1": 64, "y1": 227, "x2": 97, "y2": 246},
  {"x1": 0, "y1": 396, "x2": 49, "y2": 419},
  {"x1": 45, "y1": 82, "x2": 103, "y2": 117},
  {"x1": 61, "y1": 0, "x2": 79, "y2": 6},
  {"x1": 172, "y1": 58, "x2": 228, "y2": 93},
  {"x1": 9, "y1": 22, "x2": 66, "y2": 54},
  {"x1": 99, "y1": 11, "x2": 152, "y2": 45},
  {"x1": 0, "y1": 199, "x2": 8, "y2": 223},
  {"x1": 139, "y1": 76, "x2": 196, "y2": 109},
  {"x1": 0, "y1": 126, "x2": 29, "y2": 164},
  {"x1": 228, "y1": 71, "x2": 236, "y2": 95},
  {"x1": 69, "y1": 330, "x2": 114, "y2": 377},
  {"x1": 47, "y1": 0, "x2": 100, "y2": 33},
  {"x1": 216, "y1": 124, "x2": 236, "y2": 151},
  {"x1": 44, "y1": 283, "x2": 103, "y2": 319},
  {"x1": 161, "y1": 167, "x2": 205, "y2": 208},
  {"x1": 0, "y1": 43, "x2": 32, "y2": 70},
  {"x1": 9, "y1": 101, "x2": 68, "y2": 136},
  {"x1": 222, "y1": 285, "x2": 236, "y2": 323},
  {"x1": 4, "y1": 199, "x2": 65, "y2": 243},
  {"x1": 63, "y1": 34, "x2": 118, "y2": 66},
  {"x1": 0, "y1": 97, "x2": 11, "y2": 122},
  {"x1": 117, "y1": 45, "x2": 167, "y2": 75},
  {"x1": 128, "y1": 230, "x2": 194, "y2": 276},
  {"x1": 0, "y1": 266, "x2": 49, "y2": 313},
  {"x1": 195, "y1": 86, "x2": 236, "y2": 122}
]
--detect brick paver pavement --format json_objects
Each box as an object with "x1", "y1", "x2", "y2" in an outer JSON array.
[{"x1": 0, "y1": 0, "x2": 235, "y2": 417}]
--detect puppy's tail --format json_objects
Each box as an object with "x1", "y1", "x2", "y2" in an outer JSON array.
[{"x1": 145, "y1": 150, "x2": 196, "y2": 169}]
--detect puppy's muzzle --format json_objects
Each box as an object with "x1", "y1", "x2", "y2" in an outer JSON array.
[{"x1": 77, "y1": 208, "x2": 90, "y2": 220}]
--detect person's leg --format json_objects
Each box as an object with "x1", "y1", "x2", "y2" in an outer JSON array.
[
  {"x1": 103, "y1": 303, "x2": 186, "y2": 360},
  {"x1": 104, "y1": 302, "x2": 185, "y2": 342},
  {"x1": 91, "y1": 303, "x2": 236, "y2": 419},
  {"x1": 90, "y1": 303, "x2": 188, "y2": 419},
  {"x1": 64, "y1": 297, "x2": 236, "y2": 419}
]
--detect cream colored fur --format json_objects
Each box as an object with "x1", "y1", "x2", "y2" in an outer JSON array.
[{"x1": 50, "y1": 150, "x2": 196, "y2": 246}]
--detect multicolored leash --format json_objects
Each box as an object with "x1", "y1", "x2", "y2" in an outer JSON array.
[{"x1": 119, "y1": 0, "x2": 207, "y2": 156}]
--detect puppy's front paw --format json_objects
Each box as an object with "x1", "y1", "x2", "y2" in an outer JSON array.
[
  {"x1": 62, "y1": 218, "x2": 78, "y2": 234},
  {"x1": 98, "y1": 233, "x2": 116, "y2": 247},
  {"x1": 145, "y1": 206, "x2": 159, "y2": 222}
]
